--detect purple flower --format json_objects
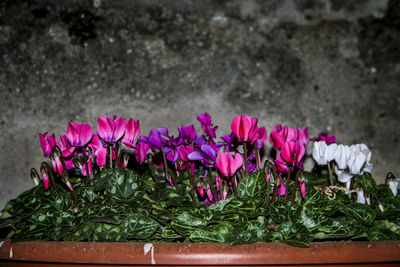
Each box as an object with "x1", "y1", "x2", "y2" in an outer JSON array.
[
  {"x1": 178, "y1": 124, "x2": 197, "y2": 144},
  {"x1": 140, "y1": 129, "x2": 163, "y2": 152},
  {"x1": 188, "y1": 144, "x2": 219, "y2": 167},
  {"x1": 219, "y1": 132, "x2": 239, "y2": 152},
  {"x1": 197, "y1": 112, "x2": 218, "y2": 138}
]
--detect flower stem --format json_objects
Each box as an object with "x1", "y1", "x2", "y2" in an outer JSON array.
[
  {"x1": 115, "y1": 143, "x2": 121, "y2": 168},
  {"x1": 231, "y1": 175, "x2": 238, "y2": 196},
  {"x1": 41, "y1": 162, "x2": 56, "y2": 190},
  {"x1": 327, "y1": 161, "x2": 333, "y2": 186},
  {"x1": 243, "y1": 142, "x2": 248, "y2": 176},
  {"x1": 82, "y1": 147, "x2": 92, "y2": 179},
  {"x1": 255, "y1": 146, "x2": 261, "y2": 170},
  {"x1": 109, "y1": 145, "x2": 113, "y2": 168},
  {"x1": 207, "y1": 168, "x2": 218, "y2": 201},
  {"x1": 284, "y1": 168, "x2": 291, "y2": 204},
  {"x1": 161, "y1": 145, "x2": 173, "y2": 186},
  {"x1": 291, "y1": 171, "x2": 301, "y2": 205},
  {"x1": 186, "y1": 165, "x2": 196, "y2": 200}
]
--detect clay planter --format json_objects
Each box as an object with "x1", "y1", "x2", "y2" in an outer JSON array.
[{"x1": 1, "y1": 239, "x2": 400, "y2": 266}]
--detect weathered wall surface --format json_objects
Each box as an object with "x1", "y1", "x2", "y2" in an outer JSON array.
[{"x1": 1, "y1": 0, "x2": 399, "y2": 210}]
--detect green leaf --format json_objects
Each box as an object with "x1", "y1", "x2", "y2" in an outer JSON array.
[
  {"x1": 190, "y1": 223, "x2": 234, "y2": 243},
  {"x1": 105, "y1": 168, "x2": 144, "y2": 202},
  {"x1": 171, "y1": 212, "x2": 208, "y2": 236},
  {"x1": 160, "y1": 225, "x2": 183, "y2": 239},
  {"x1": 123, "y1": 214, "x2": 160, "y2": 239},
  {"x1": 315, "y1": 217, "x2": 362, "y2": 239},
  {"x1": 354, "y1": 173, "x2": 377, "y2": 193},
  {"x1": 278, "y1": 221, "x2": 312, "y2": 248},
  {"x1": 270, "y1": 201, "x2": 301, "y2": 224},
  {"x1": 237, "y1": 171, "x2": 270, "y2": 198},
  {"x1": 63, "y1": 223, "x2": 95, "y2": 241},
  {"x1": 375, "y1": 198, "x2": 400, "y2": 219},
  {"x1": 91, "y1": 223, "x2": 126, "y2": 242},
  {"x1": 340, "y1": 203, "x2": 376, "y2": 226},
  {"x1": 368, "y1": 220, "x2": 400, "y2": 241}
]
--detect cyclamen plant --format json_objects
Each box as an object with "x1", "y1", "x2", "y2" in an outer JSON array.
[{"x1": 1, "y1": 113, "x2": 400, "y2": 246}]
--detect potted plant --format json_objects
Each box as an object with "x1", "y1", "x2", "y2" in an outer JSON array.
[{"x1": 1, "y1": 113, "x2": 400, "y2": 266}]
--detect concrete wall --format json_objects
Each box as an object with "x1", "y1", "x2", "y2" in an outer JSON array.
[{"x1": 1, "y1": 0, "x2": 399, "y2": 210}]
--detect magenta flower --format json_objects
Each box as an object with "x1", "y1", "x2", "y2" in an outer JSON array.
[
  {"x1": 39, "y1": 132, "x2": 57, "y2": 157},
  {"x1": 121, "y1": 118, "x2": 140, "y2": 148},
  {"x1": 197, "y1": 186, "x2": 205, "y2": 197},
  {"x1": 296, "y1": 127, "x2": 309, "y2": 146},
  {"x1": 278, "y1": 181, "x2": 286, "y2": 196},
  {"x1": 299, "y1": 180, "x2": 306, "y2": 198},
  {"x1": 89, "y1": 134, "x2": 108, "y2": 167},
  {"x1": 197, "y1": 112, "x2": 218, "y2": 138},
  {"x1": 255, "y1": 127, "x2": 268, "y2": 149},
  {"x1": 135, "y1": 140, "x2": 150, "y2": 163},
  {"x1": 216, "y1": 152, "x2": 243, "y2": 177},
  {"x1": 280, "y1": 141, "x2": 305, "y2": 167},
  {"x1": 176, "y1": 145, "x2": 196, "y2": 173},
  {"x1": 231, "y1": 115, "x2": 258, "y2": 143},
  {"x1": 42, "y1": 172, "x2": 49, "y2": 190},
  {"x1": 66, "y1": 121, "x2": 93, "y2": 147},
  {"x1": 312, "y1": 131, "x2": 337, "y2": 145},
  {"x1": 273, "y1": 158, "x2": 289, "y2": 173},
  {"x1": 97, "y1": 116, "x2": 126, "y2": 145},
  {"x1": 269, "y1": 124, "x2": 296, "y2": 150}
]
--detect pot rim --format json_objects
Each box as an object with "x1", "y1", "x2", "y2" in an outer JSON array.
[{"x1": 1, "y1": 239, "x2": 400, "y2": 265}]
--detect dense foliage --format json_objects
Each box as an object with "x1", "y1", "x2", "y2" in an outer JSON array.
[{"x1": 0, "y1": 114, "x2": 399, "y2": 247}]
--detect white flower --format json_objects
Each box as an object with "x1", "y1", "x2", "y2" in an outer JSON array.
[
  {"x1": 334, "y1": 144, "x2": 352, "y2": 170},
  {"x1": 389, "y1": 179, "x2": 399, "y2": 196},
  {"x1": 312, "y1": 141, "x2": 338, "y2": 165},
  {"x1": 348, "y1": 147, "x2": 366, "y2": 175},
  {"x1": 335, "y1": 166, "x2": 353, "y2": 183},
  {"x1": 356, "y1": 188, "x2": 366, "y2": 204}
]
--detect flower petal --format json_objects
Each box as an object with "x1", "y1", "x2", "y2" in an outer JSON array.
[{"x1": 97, "y1": 116, "x2": 113, "y2": 142}]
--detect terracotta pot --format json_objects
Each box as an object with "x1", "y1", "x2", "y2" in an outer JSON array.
[{"x1": 1, "y1": 239, "x2": 400, "y2": 266}]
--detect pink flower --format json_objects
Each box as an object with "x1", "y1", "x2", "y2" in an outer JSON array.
[
  {"x1": 121, "y1": 118, "x2": 140, "y2": 148},
  {"x1": 280, "y1": 141, "x2": 305, "y2": 167},
  {"x1": 39, "y1": 132, "x2": 57, "y2": 157},
  {"x1": 66, "y1": 121, "x2": 93, "y2": 147},
  {"x1": 231, "y1": 115, "x2": 258, "y2": 143},
  {"x1": 216, "y1": 152, "x2": 243, "y2": 177},
  {"x1": 97, "y1": 116, "x2": 126, "y2": 144},
  {"x1": 299, "y1": 180, "x2": 306, "y2": 198}
]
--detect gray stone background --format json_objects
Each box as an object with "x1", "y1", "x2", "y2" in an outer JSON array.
[{"x1": 1, "y1": 0, "x2": 399, "y2": 210}]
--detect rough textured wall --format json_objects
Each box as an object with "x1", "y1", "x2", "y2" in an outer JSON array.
[{"x1": 1, "y1": 0, "x2": 399, "y2": 210}]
